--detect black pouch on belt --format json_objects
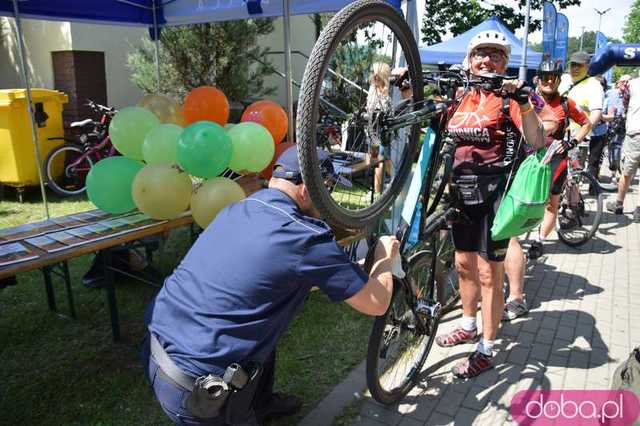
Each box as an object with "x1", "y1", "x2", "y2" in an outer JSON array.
[
  {"x1": 451, "y1": 174, "x2": 505, "y2": 206},
  {"x1": 225, "y1": 362, "x2": 263, "y2": 425}
]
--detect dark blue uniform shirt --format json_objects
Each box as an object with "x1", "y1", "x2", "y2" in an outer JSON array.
[{"x1": 146, "y1": 188, "x2": 368, "y2": 378}]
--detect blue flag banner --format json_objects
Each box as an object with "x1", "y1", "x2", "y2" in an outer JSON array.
[
  {"x1": 542, "y1": 2, "x2": 557, "y2": 60},
  {"x1": 595, "y1": 31, "x2": 613, "y2": 84},
  {"x1": 554, "y1": 13, "x2": 569, "y2": 66}
]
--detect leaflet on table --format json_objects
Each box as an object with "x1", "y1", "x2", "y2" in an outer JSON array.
[
  {"x1": 25, "y1": 230, "x2": 90, "y2": 253},
  {"x1": 0, "y1": 220, "x2": 62, "y2": 242},
  {"x1": 66, "y1": 209, "x2": 113, "y2": 223},
  {"x1": 0, "y1": 242, "x2": 39, "y2": 266},
  {"x1": 97, "y1": 214, "x2": 164, "y2": 235},
  {"x1": 24, "y1": 235, "x2": 66, "y2": 252}
]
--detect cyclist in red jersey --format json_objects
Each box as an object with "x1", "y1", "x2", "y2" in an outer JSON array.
[
  {"x1": 502, "y1": 60, "x2": 591, "y2": 322},
  {"x1": 434, "y1": 30, "x2": 552, "y2": 379},
  {"x1": 528, "y1": 61, "x2": 591, "y2": 259}
]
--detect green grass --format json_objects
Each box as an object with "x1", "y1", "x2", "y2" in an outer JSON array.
[{"x1": 0, "y1": 187, "x2": 373, "y2": 425}]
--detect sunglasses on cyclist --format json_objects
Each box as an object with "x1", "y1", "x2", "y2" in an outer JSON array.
[
  {"x1": 471, "y1": 49, "x2": 506, "y2": 62},
  {"x1": 538, "y1": 72, "x2": 560, "y2": 83}
]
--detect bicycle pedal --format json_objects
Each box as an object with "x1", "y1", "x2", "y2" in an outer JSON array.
[{"x1": 415, "y1": 300, "x2": 441, "y2": 320}]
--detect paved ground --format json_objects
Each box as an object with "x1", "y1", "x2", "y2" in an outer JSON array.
[{"x1": 303, "y1": 189, "x2": 640, "y2": 426}]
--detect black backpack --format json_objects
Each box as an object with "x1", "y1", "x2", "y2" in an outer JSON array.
[{"x1": 611, "y1": 347, "x2": 640, "y2": 401}]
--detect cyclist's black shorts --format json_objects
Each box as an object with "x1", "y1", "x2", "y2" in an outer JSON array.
[
  {"x1": 550, "y1": 156, "x2": 568, "y2": 196},
  {"x1": 451, "y1": 175, "x2": 509, "y2": 262}
]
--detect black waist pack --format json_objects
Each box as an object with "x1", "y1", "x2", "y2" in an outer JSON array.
[{"x1": 451, "y1": 174, "x2": 506, "y2": 206}]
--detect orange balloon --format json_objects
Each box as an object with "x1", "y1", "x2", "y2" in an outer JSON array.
[
  {"x1": 183, "y1": 86, "x2": 229, "y2": 126},
  {"x1": 260, "y1": 142, "x2": 295, "y2": 180},
  {"x1": 241, "y1": 100, "x2": 288, "y2": 144}
]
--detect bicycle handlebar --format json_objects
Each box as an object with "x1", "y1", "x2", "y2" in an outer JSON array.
[{"x1": 85, "y1": 99, "x2": 116, "y2": 115}]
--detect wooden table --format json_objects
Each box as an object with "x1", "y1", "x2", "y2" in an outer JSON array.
[
  {"x1": 0, "y1": 174, "x2": 367, "y2": 343},
  {"x1": 0, "y1": 212, "x2": 195, "y2": 342}
]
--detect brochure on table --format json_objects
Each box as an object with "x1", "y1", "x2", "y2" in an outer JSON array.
[{"x1": 0, "y1": 211, "x2": 166, "y2": 261}]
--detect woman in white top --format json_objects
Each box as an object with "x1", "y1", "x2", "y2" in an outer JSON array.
[{"x1": 366, "y1": 62, "x2": 392, "y2": 194}]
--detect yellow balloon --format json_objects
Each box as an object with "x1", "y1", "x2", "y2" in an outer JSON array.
[
  {"x1": 137, "y1": 94, "x2": 183, "y2": 125},
  {"x1": 132, "y1": 164, "x2": 193, "y2": 219},
  {"x1": 191, "y1": 177, "x2": 246, "y2": 229}
]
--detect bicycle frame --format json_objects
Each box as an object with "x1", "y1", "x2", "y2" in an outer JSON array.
[{"x1": 67, "y1": 136, "x2": 116, "y2": 171}]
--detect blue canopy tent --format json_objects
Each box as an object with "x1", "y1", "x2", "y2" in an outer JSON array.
[
  {"x1": 2, "y1": 0, "x2": 390, "y2": 216},
  {"x1": 419, "y1": 16, "x2": 543, "y2": 70}
]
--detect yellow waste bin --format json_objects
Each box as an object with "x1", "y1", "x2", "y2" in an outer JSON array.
[{"x1": 0, "y1": 88, "x2": 68, "y2": 188}]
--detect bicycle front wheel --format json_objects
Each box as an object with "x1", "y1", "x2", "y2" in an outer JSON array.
[
  {"x1": 44, "y1": 143, "x2": 93, "y2": 196},
  {"x1": 297, "y1": 0, "x2": 424, "y2": 229},
  {"x1": 557, "y1": 171, "x2": 603, "y2": 247}
]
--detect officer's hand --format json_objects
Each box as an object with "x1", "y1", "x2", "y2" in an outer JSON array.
[{"x1": 375, "y1": 235, "x2": 400, "y2": 260}]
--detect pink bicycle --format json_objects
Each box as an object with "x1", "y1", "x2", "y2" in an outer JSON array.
[{"x1": 44, "y1": 100, "x2": 118, "y2": 197}]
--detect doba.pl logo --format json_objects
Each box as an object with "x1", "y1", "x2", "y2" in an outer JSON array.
[{"x1": 510, "y1": 390, "x2": 640, "y2": 425}]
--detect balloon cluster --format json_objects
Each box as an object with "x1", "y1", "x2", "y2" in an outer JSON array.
[{"x1": 86, "y1": 87, "x2": 290, "y2": 229}]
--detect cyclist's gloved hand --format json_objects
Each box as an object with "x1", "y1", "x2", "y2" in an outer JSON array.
[
  {"x1": 391, "y1": 67, "x2": 412, "y2": 98},
  {"x1": 559, "y1": 138, "x2": 578, "y2": 154},
  {"x1": 501, "y1": 79, "x2": 530, "y2": 105}
]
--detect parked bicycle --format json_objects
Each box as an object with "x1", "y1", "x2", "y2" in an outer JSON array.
[
  {"x1": 556, "y1": 144, "x2": 604, "y2": 246},
  {"x1": 44, "y1": 100, "x2": 117, "y2": 196},
  {"x1": 296, "y1": 0, "x2": 536, "y2": 404}
]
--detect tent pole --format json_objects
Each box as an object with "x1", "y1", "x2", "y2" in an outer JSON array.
[
  {"x1": 12, "y1": 0, "x2": 49, "y2": 218},
  {"x1": 282, "y1": 0, "x2": 294, "y2": 143},
  {"x1": 152, "y1": 0, "x2": 161, "y2": 93},
  {"x1": 519, "y1": 0, "x2": 532, "y2": 81}
]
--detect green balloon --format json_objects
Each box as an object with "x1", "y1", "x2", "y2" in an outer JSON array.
[
  {"x1": 142, "y1": 123, "x2": 182, "y2": 165},
  {"x1": 177, "y1": 121, "x2": 232, "y2": 178},
  {"x1": 86, "y1": 157, "x2": 144, "y2": 214},
  {"x1": 109, "y1": 106, "x2": 160, "y2": 160},
  {"x1": 228, "y1": 122, "x2": 275, "y2": 173}
]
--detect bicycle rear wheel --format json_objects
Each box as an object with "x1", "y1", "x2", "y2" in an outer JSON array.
[
  {"x1": 44, "y1": 143, "x2": 93, "y2": 196},
  {"x1": 557, "y1": 171, "x2": 603, "y2": 247},
  {"x1": 297, "y1": 0, "x2": 424, "y2": 229}
]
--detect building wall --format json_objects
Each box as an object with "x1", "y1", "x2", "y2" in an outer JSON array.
[
  {"x1": 0, "y1": 17, "x2": 145, "y2": 109},
  {"x1": 0, "y1": 18, "x2": 72, "y2": 89},
  {"x1": 258, "y1": 15, "x2": 317, "y2": 108},
  {"x1": 68, "y1": 22, "x2": 145, "y2": 108}
]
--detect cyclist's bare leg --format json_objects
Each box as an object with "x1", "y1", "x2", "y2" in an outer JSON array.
[
  {"x1": 614, "y1": 173, "x2": 634, "y2": 203},
  {"x1": 504, "y1": 238, "x2": 525, "y2": 301},
  {"x1": 477, "y1": 256, "x2": 505, "y2": 341},
  {"x1": 455, "y1": 251, "x2": 481, "y2": 319},
  {"x1": 539, "y1": 194, "x2": 561, "y2": 240}
]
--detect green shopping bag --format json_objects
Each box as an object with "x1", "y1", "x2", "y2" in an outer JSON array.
[{"x1": 491, "y1": 150, "x2": 551, "y2": 240}]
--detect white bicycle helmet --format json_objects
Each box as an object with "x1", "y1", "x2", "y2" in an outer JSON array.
[{"x1": 467, "y1": 30, "x2": 511, "y2": 58}]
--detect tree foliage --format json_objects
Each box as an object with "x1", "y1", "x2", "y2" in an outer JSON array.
[
  {"x1": 421, "y1": 0, "x2": 581, "y2": 45},
  {"x1": 624, "y1": 0, "x2": 640, "y2": 43},
  {"x1": 128, "y1": 19, "x2": 277, "y2": 102}
]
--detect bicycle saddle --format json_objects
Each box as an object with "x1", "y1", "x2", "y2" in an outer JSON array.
[{"x1": 70, "y1": 118, "x2": 94, "y2": 128}]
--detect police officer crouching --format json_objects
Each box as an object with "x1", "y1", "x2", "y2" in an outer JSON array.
[{"x1": 142, "y1": 146, "x2": 399, "y2": 425}]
